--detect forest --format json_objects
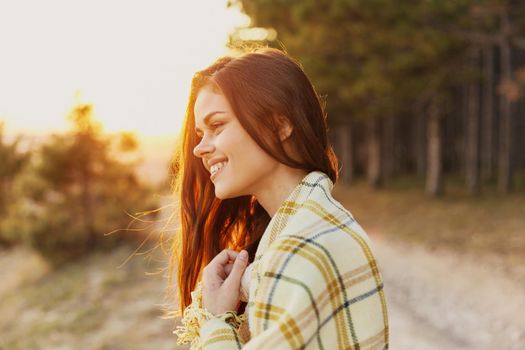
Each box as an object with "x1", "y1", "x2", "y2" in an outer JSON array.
[{"x1": 233, "y1": 0, "x2": 525, "y2": 196}]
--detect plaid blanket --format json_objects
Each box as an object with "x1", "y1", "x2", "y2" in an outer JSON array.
[{"x1": 180, "y1": 170, "x2": 389, "y2": 349}]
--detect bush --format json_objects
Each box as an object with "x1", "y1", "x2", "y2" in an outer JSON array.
[{"x1": 0, "y1": 104, "x2": 159, "y2": 265}]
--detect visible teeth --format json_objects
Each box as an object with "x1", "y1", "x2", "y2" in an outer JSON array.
[{"x1": 210, "y1": 161, "x2": 227, "y2": 175}]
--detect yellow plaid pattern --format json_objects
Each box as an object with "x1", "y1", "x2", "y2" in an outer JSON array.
[{"x1": 197, "y1": 171, "x2": 389, "y2": 349}]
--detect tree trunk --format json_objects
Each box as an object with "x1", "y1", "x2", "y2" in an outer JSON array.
[
  {"x1": 498, "y1": 11, "x2": 513, "y2": 193},
  {"x1": 367, "y1": 118, "x2": 382, "y2": 188},
  {"x1": 413, "y1": 101, "x2": 427, "y2": 177},
  {"x1": 337, "y1": 123, "x2": 353, "y2": 184},
  {"x1": 426, "y1": 102, "x2": 444, "y2": 196},
  {"x1": 481, "y1": 45, "x2": 495, "y2": 182},
  {"x1": 466, "y1": 48, "x2": 481, "y2": 195},
  {"x1": 383, "y1": 116, "x2": 395, "y2": 181}
]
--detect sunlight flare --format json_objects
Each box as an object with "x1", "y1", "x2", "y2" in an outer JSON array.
[{"x1": 0, "y1": 0, "x2": 250, "y2": 136}]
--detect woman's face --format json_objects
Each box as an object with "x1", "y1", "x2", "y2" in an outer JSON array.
[{"x1": 193, "y1": 85, "x2": 280, "y2": 199}]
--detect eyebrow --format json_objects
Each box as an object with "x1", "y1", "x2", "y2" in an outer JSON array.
[{"x1": 195, "y1": 111, "x2": 226, "y2": 133}]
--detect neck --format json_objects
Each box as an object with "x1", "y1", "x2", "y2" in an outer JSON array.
[{"x1": 254, "y1": 166, "x2": 308, "y2": 218}]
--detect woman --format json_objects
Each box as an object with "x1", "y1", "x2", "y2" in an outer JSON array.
[{"x1": 170, "y1": 48, "x2": 389, "y2": 349}]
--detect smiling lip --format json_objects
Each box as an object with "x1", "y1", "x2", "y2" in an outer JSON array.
[
  {"x1": 210, "y1": 162, "x2": 226, "y2": 181},
  {"x1": 207, "y1": 157, "x2": 228, "y2": 171}
]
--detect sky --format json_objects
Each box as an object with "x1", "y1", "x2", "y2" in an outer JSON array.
[{"x1": 0, "y1": 0, "x2": 250, "y2": 137}]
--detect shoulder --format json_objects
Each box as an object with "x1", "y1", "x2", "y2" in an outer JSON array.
[
  {"x1": 257, "y1": 172, "x2": 383, "y2": 288},
  {"x1": 281, "y1": 185, "x2": 375, "y2": 261},
  {"x1": 261, "y1": 197, "x2": 379, "y2": 283}
]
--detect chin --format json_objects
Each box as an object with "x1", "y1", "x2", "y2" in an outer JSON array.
[
  {"x1": 214, "y1": 190, "x2": 227, "y2": 200},
  {"x1": 214, "y1": 183, "x2": 242, "y2": 200},
  {"x1": 214, "y1": 186, "x2": 231, "y2": 200}
]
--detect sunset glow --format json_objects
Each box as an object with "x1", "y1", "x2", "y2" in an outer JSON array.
[{"x1": 0, "y1": 0, "x2": 249, "y2": 137}]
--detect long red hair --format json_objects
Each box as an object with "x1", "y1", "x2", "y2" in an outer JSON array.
[{"x1": 170, "y1": 48, "x2": 339, "y2": 312}]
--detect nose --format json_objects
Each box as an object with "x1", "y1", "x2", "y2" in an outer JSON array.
[{"x1": 193, "y1": 135, "x2": 215, "y2": 158}]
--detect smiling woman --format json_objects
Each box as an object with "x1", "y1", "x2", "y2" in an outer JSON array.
[
  {"x1": 170, "y1": 48, "x2": 389, "y2": 349},
  {"x1": 0, "y1": 0, "x2": 249, "y2": 137}
]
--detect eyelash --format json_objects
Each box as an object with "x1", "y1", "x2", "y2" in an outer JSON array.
[
  {"x1": 211, "y1": 122, "x2": 224, "y2": 130},
  {"x1": 196, "y1": 122, "x2": 224, "y2": 138}
]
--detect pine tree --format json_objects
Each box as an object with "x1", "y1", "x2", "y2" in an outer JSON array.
[{"x1": 0, "y1": 104, "x2": 157, "y2": 264}]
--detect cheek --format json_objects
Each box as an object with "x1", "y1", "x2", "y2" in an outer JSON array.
[
  {"x1": 218, "y1": 123, "x2": 277, "y2": 173},
  {"x1": 217, "y1": 124, "x2": 252, "y2": 156},
  {"x1": 232, "y1": 137, "x2": 276, "y2": 174}
]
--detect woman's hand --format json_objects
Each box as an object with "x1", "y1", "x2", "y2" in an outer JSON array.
[{"x1": 202, "y1": 249, "x2": 249, "y2": 315}]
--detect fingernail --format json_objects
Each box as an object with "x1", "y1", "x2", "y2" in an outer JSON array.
[{"x1": 239, "y1": 250, "x2": 248, "y2": 261}]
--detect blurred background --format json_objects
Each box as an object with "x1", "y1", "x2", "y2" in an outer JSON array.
[{"x1": 0, "y1": 0, "x2": 524, "y2": 349}]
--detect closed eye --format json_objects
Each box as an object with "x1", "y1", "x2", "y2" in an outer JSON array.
[
  {"x1": 195, "y1": 121, "x2": 226, "y2": 138},
  {"x1": 211, "y1": 122, "x2": 225, "y2": 133}
]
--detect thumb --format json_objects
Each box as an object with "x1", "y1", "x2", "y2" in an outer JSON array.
[{"x1": 224, "y1": 250, "x2": 248, "y2": 289}]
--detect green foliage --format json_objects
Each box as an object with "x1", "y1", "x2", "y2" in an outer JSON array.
[
  {"x1": 0, "y1": 123, "x2": 30, "y2": 246},
  {"x1": 0, "y1": 126, "x2": 28, "y2": 179},
  {"x1": 0, "y1": 105, "x2": 158, "y2": 265},
  {"x1": 233, "y1": 0, "x2": 490, "y2": 123}
]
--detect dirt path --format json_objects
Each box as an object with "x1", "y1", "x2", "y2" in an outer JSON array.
[
  {"x1": 1, "y1": 236, "x2": 523, "y2": 349},
  {"x1": 372, "y1": 235, "x2": 525, "y2": 350}
]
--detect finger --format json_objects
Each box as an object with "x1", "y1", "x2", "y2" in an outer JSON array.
[
  {"x1": 224, "y1": 263, "x2": 234, "y2": 276},
  {"x1": 204, "y1": 249, "x2": 239, "y2": 281},
  {"x1": 211, "y1": 249, "x2": 239, "y2": 267},
  {"x1": 224, "y1": 250, "x2": 248, "y2": 289}
]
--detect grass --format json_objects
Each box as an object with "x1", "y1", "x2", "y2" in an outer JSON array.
[
  {"x1": 333, "y1": 177, "x2": 525, "y2": 271},
  {"x1": 0, "y1": 244, "x2": 181, "y2": 350}
]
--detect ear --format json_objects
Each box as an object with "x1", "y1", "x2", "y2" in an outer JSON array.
[{"x1": 277, "y1": 115, "x2": 293, "y2": 142}]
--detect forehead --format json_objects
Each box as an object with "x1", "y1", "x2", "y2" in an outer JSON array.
[{"x1": 194, "y1": 86, "x2": 232, "y2": 123}]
